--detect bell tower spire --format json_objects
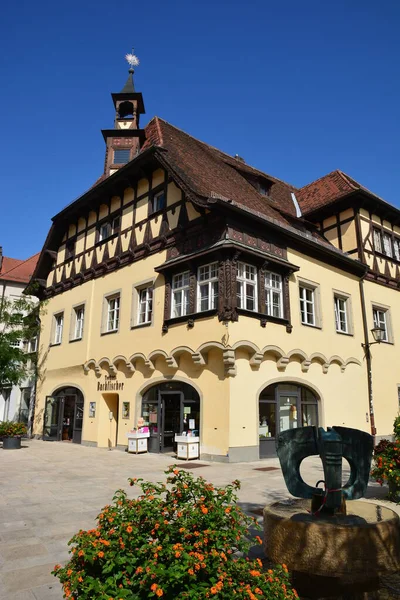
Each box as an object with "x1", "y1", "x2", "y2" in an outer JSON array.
[{"x1": 102, "y1": 49, "x2": 146, "y2": 177}]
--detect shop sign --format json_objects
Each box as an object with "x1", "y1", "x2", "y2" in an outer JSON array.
[{"x1": 97, "y1": 375, "x2": 125, "y2": 392}]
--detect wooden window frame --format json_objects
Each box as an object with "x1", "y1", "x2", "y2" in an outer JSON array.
[
  {"x1": 333, "y1": 291, "x2": 353, "y2": 335},
  {"x1": 197, "y1": 262, "x2": 219, "y2": 312},
  {"x1": 101, "y1": 290, "x2": 121, "y2": 335},
  {"x1": 69, "y1": 303, "x2": 85, "y2": 342},
  {"x1": 298, "y1": 278, "x2": 321, "y2": 328},
  {"x1": 372, "y1": 303, "x2": 393, "y2": 344},
  {"x1": 131, "y1": 278, "x2": 156, "y2": 328},
  {"x1": 51, "y1": 311, "x2": 64, "y2": 346}
]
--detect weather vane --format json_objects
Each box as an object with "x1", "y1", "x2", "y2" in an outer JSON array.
[{"x1": 125, "y1": 48, "x2": 140, "y2": 69}]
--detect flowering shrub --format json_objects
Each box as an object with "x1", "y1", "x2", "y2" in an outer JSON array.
[
  {"x1": 0, "y1": 421, "x2": 27, "y2": 438},
  {"x1": 53, "y1": 466, "x2": 297, "y2": 599},
  {"x1": 371, "y1": 416, "x2": 400, "y2": 498}
]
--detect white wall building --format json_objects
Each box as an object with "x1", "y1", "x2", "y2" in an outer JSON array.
[{"x1": 0, "y1": 248, "x2": 39, "y2": 423}]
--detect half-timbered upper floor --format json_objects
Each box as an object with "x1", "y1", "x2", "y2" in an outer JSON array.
[{"x1": 297, "y1": 170, "x2": 400, "y2": 290}]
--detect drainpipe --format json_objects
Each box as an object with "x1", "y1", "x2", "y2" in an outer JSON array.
[
  {"x1": 0, "y1": 281, "x2": 7, "y2": 421},
  {"x1": 28, "y1": 312, "x2": 41, "y2": 438},
  {"x1": 359, "y1": 275, "x2": 376, "y2": 436}
]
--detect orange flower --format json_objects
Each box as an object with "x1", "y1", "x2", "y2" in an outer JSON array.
[
  {"x1": 78, "y1": 550, "x2": 84, "y2": 557},
  {"x1": 255, "y1": 535, "x2": 263, "y2": 545},
  {"x1": 98, "y1": 551, "x2": 105, "y2": 558},
  {"x1": 256, "y1": 558, "x2": 262, "y2": 567},
  {"x1": 188, "y1": 568, "x2": 194, "y2": 575},
  {"x1": 151, "y1": 583, "x2": 158, "y2": 591},
  {"x1": 54, "y1": 564, "x2": 61, "y2": 571},
  {"x1": 78, "y1": 576, "x2": 83, "y2": 582},
  {"x1": 225, "y1": 507, "x2": 231, "y2": 514},
  {"x1": 155, "y1": 523, "x2": 160, "y2": 529},
  {"x1": 250, "y1": 570, "x2": 261, "y2": 576},
  {"x1": 210, "y1": 587, "x2": 218, "y2": 595},
  {"x1": 200, "y1": 506, "x2": 208, "y2": 514},
  {"x1": 156, "y1": 590, "x2": 163, "y2": 597},
  {"x1": 179, "y1": 527, "x2": 185, "y2": 533},
  {"x1": 175, "y1": 551, "x2": 181, "y2": 558},
  {"x1": 67, "y1": 569, "x2": 73, "y2": 576},
  {"x1": 126, "y1": 526, "x2": 133, "y2": 533},
  {"x1": 136, "y1": 567, "x2": 143, "y2": 574},
  {"x1": 173, "y1": 468, "x2": 179, "y2": 475}
]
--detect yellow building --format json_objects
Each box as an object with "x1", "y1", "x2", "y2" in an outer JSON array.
[{"x1": 29, "y1": 63, "x2": 398, "y2": 461}]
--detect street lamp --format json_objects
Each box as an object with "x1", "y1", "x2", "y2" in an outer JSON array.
[
  {"x1": 370, "y1": 327, "x2": 385, "y2": 344},
  {"x1": 361, "y1": 326, "x2": 385, "y2": 439},
  {"x1": 362, "y1": 327, "x2": 385, "y2": 349}
]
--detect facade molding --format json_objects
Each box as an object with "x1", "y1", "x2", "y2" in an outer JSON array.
[{"x1": 83, "y1": 342, "x2": 361, "y2": 378}]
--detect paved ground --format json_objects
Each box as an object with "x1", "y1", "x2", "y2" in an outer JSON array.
[{"x1": 0, "y1": 439, "x2": 397, "y2": 600}]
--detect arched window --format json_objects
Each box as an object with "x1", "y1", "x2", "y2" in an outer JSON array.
[{"x1": 259, "y1": 382, "x2": 319, "y2": 458}]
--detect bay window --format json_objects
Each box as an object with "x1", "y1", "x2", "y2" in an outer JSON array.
[
  {"x1": 197, "y1": 263, "x2": 218, "y2": 312},
  {"x1": 237, "y1": 262, "x2": 257, "y2": 311},
  {"x1": 265, "y1": 271, "x2": 283, "y2": 318},
  {"x1": 172, "y1": 272, "x2": 190, "y2": 318}
]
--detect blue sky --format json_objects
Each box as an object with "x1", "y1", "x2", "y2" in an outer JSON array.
[{"x1": 1, "y1": 0, "x2": 399, "y2": 258}]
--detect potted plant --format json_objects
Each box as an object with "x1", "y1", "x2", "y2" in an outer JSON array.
[
  {"x1": 53, "y1": 466, "x2": 298, "y2": 599},
  {"x1": 371, "y1": 416, "x2": 400, "y2": 502},
  {"x1": 0, "y1": 421, "x2": 27, "y2": 450}
]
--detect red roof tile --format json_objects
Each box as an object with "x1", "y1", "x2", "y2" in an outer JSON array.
[
  {"x1": 142, "y1": 117, "x2": 297, "y2": 221},
  {"x1": 296, "y1": 170, "x2": 388, "y2": 215},
  {"x1": 0, "y1": 253, "x2": 40, "y2": 284}
]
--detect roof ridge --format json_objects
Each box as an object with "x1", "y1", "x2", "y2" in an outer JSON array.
[
  {"x1": 336, "y1": 170, "x2": 360, "y2": 191},
  {"x1": 299, "y1": 169, "x2": 344, "y2": 191},
  {"x1": 154, "y1": 116, "x2": 164, "y2": 147},
  {"x1": 154, "y1": 117, "x2": 294, "y2": 188}
]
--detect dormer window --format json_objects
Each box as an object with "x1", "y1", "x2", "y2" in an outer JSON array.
[
  {"x1": 113, "y1": 148, "x2": 130, "y2": 165},
  {"x1": 258, "y1": 182, "x2": 271, "y2": 197},
  {"x1": 98, "y1": 216, "x2": 120, "y2": 242}
]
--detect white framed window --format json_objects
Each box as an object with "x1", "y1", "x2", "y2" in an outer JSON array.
[
  {"x1": 99, "y1": 216, "x2": 120, "y2": 242},
  {"x1": 53, "y1": 313, "x2": 64, "y2": 344},
  {"x1": 237, "y1": 262, "x2": 257, "y2": 312},
  {"x1": 265, "y1": 271, "x2": 283, "y2": 318},
  {"x1": 373, "y1": 307, "x2": 389, "y2": 342},
  {"x1": 334, "y1": 295, "x2": 349, "y2": 334},
  {"x1": 152, "y1": 190, "x2": 166, "y2": 213},
  {"x1": 107, "y1": 296, "x2": 120, "y2": 332},
  {"x1": 138, "y1": 286, "x2": 153, "y2": 325},
  {"x1": 383, "y1": 232, "x2": 393, "y2": 258},
  {"x1": 172, "y1": 271, "x2": 190, "y2": 318},
  {"x1": 299, "y1": 285, "x2": 316, "y2": 326},
  {"x1": 10, "y1": 339, "x2": 21, "y2": 348},
  {"x1": 373, "y1": 229, "x2": 383, "y2": 254},
  {"x1": 197, "y1": 263, "x2": 218, "y2": 312},
  {"x1": 27, "y1": 337, "x2": 37, "y2": 353},
  {"x1": 72, "y1": 306, "x2": 85, "y2": 340},
  {"x1": 394, "y1": 238, "x2": 400, "y2": 261}
]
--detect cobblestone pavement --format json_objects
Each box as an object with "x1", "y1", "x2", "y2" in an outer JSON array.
[{"x1": 0, "y1": 439, "x2": 397, "y2": 600}]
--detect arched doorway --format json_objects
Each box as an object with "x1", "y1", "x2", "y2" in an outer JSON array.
[
  {"x1": 259, "y1": 382, "x2": 319, "y2": 458},
  {"x1": 43, "y1": 387, "x2": 84, "y2": 444},
  {"x1": 141, "y1": 381, "x2": 200, "y2": 453}
]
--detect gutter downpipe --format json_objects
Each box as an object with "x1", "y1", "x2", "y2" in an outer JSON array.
[{"x1": 359, "y1": 273, "x2": 376, "y2": 437}]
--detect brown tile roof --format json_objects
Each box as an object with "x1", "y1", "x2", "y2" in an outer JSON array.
[
  {"x1": 0, "y1": 253, "x2": 40, "y2": 284},
  {"x1": 297, "y1": 170, "x2": 387, "y2": 215},
  {"x1": 142, "y1": 117, "x2": 298, "y2": 221}
]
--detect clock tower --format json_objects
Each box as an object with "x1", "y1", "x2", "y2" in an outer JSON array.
[{"x1": 102, "y1": 50, "x2": 146, "y2": 177}]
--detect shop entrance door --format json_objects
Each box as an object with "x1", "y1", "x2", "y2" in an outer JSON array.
[
  {"x1": 43, "y1": 389, "x2": 84, "y2": 443},
  {"x1": 160, "y1": 391, "x2": 183, "y2": 452}
]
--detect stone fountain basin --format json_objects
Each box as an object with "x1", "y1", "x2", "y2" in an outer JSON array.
[{"x1": 264, "y1": 499, "x2": 400, "y2": 580}]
